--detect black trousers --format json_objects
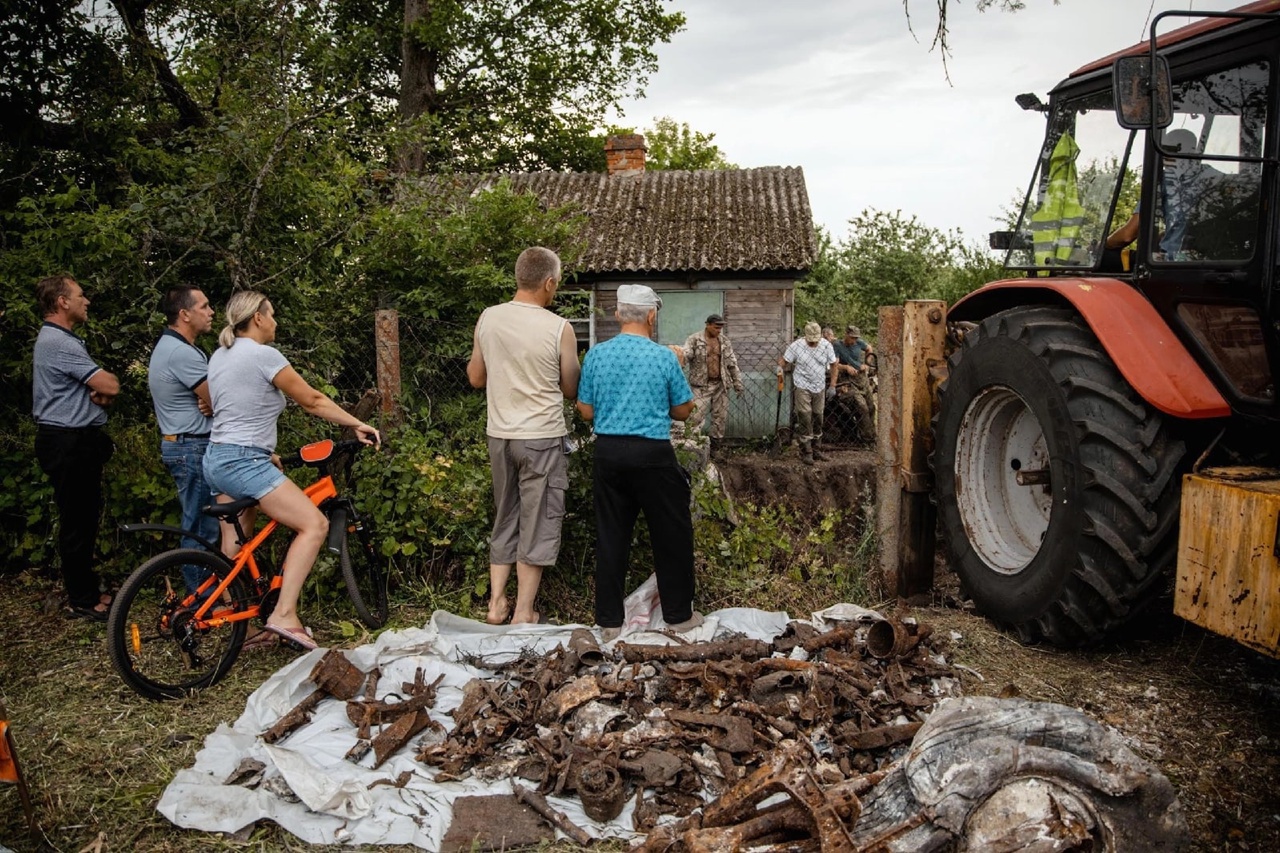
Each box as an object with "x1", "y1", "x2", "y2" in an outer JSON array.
[
  {"x1": 34, "y1": 425, "x2": 113, "y2": 608},
  {"x1": 593, "y1": 435, "x2": 695, "y2": 628}
]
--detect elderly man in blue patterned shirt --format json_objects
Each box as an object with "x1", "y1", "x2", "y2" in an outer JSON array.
[{"x1": 577, "y1": 284, "x2": 703, "y2": 642}]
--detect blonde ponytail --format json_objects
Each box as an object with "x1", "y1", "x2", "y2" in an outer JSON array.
[{"x1": 220, "y1": 290, "x2": 269, "y2": 349}]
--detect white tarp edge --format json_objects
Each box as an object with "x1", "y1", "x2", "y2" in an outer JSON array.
[{"x1": 158, "y1": 580, "x2": 886, "y2": 849}]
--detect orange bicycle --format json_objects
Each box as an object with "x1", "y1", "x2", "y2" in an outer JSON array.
[{"x1": 107, "y1": 438, "x2": 387, "y2": 700}]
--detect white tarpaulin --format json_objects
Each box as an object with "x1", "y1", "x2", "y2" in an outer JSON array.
[{"x1": 157, "y1": 588, "x2": 887, "y2": 849}]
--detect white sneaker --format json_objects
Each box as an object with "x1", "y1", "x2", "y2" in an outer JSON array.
[
  {"x1": 600, "y1": 626, "x2": 621, "y2": 642},
  {"x1": 667, "y1": 611, "x2": 704, "y2": 634}
]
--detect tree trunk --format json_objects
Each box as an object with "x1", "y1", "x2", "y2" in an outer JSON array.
[{"x1": 398, "y1": 0, "x2": 439, "y2": 173}]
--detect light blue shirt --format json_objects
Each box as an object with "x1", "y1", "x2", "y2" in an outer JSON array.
[
  {"x1": 148, "y1": 329, "x2": 212, "y2": 435},
  {"x1": 579, "y1": 334, "x2": 692, "y2": 440},
  {"x1": 32, "y1": 322, "x2": 106, "y2": 428}
]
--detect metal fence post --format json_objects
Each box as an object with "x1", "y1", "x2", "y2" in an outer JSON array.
[
  {"x1": 875, "y1": 306, "x2": 904, "y2": 599},
  {"x1": 375, "y1": 308, "x2": 402, "y2": 424}
]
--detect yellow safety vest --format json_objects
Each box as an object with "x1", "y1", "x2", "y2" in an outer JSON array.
[{"x1": 1030, "y1": 132, "x2": 1085, "y2": 269}]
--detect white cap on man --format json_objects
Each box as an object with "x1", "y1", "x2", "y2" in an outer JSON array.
[
  {"x1": 617, "y1": 284, "x2": 662, "y2": 308},
  {"x1": 804, "y1": 321, "x2": 822, "y2": 344}
]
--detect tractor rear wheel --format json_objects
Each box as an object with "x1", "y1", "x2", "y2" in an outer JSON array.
[{"x1": 933, "y1": 306, "x2": 1185, "y2": 645}]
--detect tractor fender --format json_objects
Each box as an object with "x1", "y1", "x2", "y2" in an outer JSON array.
[{"x1": 948, "y1": 278, "x2": 1229, "y2": 419}]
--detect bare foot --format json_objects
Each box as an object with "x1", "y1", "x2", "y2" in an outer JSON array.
[
  {"x1": 486, "y1": 596, "x2": 510, "y2": 625},
  {"x1": 511, "y1": 610, "x2": 545, "y2": 625}
]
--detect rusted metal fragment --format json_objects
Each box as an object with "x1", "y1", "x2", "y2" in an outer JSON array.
[
  {"x1": 371, "y1": 709, "x2": 435, "y2": 769},
  {"x1": 578, "y1": 760, "x2": 626, "y2": 822},
  {"x1": 538, "y1": 675, "x2": 602, "y2": 723},
  {"x1": 309, "y1": 648, "x2": 366, "y2": 700},
  {"x1": 223, "y1": 757, "x2": 266, "y2": 788},
  {"x1": 837, "y1": 721, "x2": 922, "y2": 751},
  {"x1": 440, "y1": 794, "x2": 553, "y2": 852},
  {"x1": 261, "y1": 689, "x2": 326, "y2": 744},
  {"x1": 619, "y1": 749, "x2": 685, "y2": 788},
  {"x1": 866, "y1": 619, "x2": 928, "y2": 660},
  {"x1": 620, "y1": 638, "x2": 770, "y2": 663},
  {"x1": 666, "y1": 710, "x2": 755, "y2": 754},
  {"x1": 367, "y1": 769, "x2": 414, "y2": 789},
  {"x1": 346, "y1": 671, "x2": 444, "y2": 727},
  {"x1": 512, "y1": 782, "x2": 592, "y2": 846},
  {"x1": 568, "y1": 628, "x2": 607, "y2": 666},
  {"x1": 570, "y1": 699, "x2": 627, "y2": 745}
]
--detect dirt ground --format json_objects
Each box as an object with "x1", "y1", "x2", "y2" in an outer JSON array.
[{"x1": 722, "y1": 445, "x2": 1280, "y2": 852}]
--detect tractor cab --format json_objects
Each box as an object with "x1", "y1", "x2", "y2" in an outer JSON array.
[{"x1": 988, "y1": 3, "x2": 1279, "y2": 427}]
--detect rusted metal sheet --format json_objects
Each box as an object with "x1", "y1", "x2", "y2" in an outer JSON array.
[{"x1": 440, "y1": 794, "x2": 553, "y2": 852}]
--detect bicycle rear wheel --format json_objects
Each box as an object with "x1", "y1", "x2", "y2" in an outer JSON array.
[
  {"x1": 107, "y1": 549, "x2": 252, "y2": 700},
  {"x1": 339, "y1": 526, "x2": 388, "y2": 629}
]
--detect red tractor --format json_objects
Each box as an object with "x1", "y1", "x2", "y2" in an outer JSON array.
[{"x1": 937, "y1": 2, "x2": 1280, "y2": 652}]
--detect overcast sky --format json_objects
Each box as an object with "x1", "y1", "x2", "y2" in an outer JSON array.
[{"x1": 614, "y1": 0, "x2": 1198, "y2": 247}]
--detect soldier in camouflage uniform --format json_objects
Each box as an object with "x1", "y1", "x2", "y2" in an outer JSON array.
[{"x1": 682, "y1": 314, "x2": 744, "y2": 458}]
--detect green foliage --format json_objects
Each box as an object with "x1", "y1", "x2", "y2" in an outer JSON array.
[
  {"x1": 795, "y1": 210, "x2": 1006, "y2": 338},
  {"x1": 640, "y1": 117, "x2": 736, "y2": 171},
  {"x1": 690, "y1": 474, "x2": 872, "y2": 608}
]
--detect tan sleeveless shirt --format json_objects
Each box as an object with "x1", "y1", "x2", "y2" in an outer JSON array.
[{"x1": 476, "y1": 301, "x2": 569, "y2": 439}]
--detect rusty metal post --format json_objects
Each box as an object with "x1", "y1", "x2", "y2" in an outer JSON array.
[
  {"x1": 375, "y1": 308, "x2": 401, "y2": 424},
  {"x1": 875, "y1": 307, "x2": 904, "y2": 599},
  {"x1": 897, "y1": 300, "x2": 947, "y2": 599}
]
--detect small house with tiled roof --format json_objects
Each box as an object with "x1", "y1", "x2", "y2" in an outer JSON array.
[{"x1": 501, "y1": 134, "x2": 817, "y2": 437}]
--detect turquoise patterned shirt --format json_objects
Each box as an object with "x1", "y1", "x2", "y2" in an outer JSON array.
[{"x1": 579, "y1": 334, "x2": 693, "y2": 440}]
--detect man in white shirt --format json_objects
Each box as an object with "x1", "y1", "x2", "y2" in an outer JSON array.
[
  {"x1": 467, "y1": 247, "x2": 580, "y2": 626},
  {"x1": 780, "y1": 321, "x2": 837, "y2": 465}
]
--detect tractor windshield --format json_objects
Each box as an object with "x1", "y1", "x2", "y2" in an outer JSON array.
[{"x1": 1006, "y1": 89, "x2": 1137, "y2": 270}]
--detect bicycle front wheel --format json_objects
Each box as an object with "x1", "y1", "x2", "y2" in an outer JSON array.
[
  {"x1": 339, "y1": 527, "x2": 388, "y2": 629},
  {"x1": 107, "y1": 549, "x2": 252, "y2": 700}
]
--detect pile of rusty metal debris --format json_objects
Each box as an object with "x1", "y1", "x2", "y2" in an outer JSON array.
[{"x1": 259, "y1": 616, "x2": 1188, "y2": 851}]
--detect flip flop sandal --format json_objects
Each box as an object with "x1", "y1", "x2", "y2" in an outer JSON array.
[
  {"x1": 241, "y1": 630, "x2": 279, "y2": 652},
  {"x1": 263, "y1": 623, "x2": 318, "y2": 651},
  {"x1": 64, "y1": 604, "x2": 109, "y2": 622}
]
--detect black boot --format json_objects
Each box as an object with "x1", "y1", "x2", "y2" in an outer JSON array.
[
  {"x1": 800, "y1": 439, "x2": 814, "y2": 465},
  {"x1": 811, "y1": 438, "x2": 827, "y2": 461}
]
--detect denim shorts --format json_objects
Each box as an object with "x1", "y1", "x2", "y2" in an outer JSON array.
[{"x1": 202, "y1": 442, "x2": 287, "y2": 501}]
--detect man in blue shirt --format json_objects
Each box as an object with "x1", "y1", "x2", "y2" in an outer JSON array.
[
  {"x1": 148, "y1": 285, "x2": 218, "y2": 592},
  {"x1": 32, "y1": 275, "x2": 120, "y2": 621},
  {"x1": 577, "y1": 285, "x2": 700, "y2": 642}
]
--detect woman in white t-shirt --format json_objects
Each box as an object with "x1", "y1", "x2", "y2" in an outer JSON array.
[{"x1": 203, "y1": 290, "x2": 379, "y2": 651}]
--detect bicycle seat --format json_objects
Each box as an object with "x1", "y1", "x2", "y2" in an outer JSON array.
[{"x1": 202, "y1": 496, "x2": 258, "y2": 518}]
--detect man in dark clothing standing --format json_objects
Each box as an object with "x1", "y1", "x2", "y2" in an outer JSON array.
[
  {"x1": 577, "y1": 285, "x2": 702, "y2": 643},
  {"x1": 32, "y1": 275, "x2": 119, "y2": 621}
]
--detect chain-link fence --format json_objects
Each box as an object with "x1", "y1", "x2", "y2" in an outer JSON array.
[{"x1": 356, "y1": 312, "x2": 878, "y2": 448}]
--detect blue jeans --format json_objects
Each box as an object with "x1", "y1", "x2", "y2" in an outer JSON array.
[{"x1": 161, "y1": 436, "x2": 220, "y2": 592}]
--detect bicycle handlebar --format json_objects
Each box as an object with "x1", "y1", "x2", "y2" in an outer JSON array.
[{"x1": 280, "y1": 437, "x2": 381, "y2": 470}]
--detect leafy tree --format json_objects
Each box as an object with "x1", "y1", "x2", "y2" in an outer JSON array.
[
  {"x1": 796, "y1": 210, "x2": 1006, "y2": 337},
  {"x1": 641, "y1": 116, "x2": 735, "y2": 171},
  {"x1": 396, "y1": 0, "x2": 685, "y2": 171}
]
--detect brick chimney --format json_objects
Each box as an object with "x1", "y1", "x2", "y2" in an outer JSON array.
[{"x1": 605, "y1": 134, "x2": 646, "y2": 176}]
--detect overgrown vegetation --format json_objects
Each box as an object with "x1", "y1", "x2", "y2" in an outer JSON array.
[{"x1": 795, "y1": 209, "x2": 1006, "y2": 339}]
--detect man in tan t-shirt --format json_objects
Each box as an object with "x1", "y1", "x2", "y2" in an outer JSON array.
[{"x1": 467, "y1": 246, "x2": 580, "y2": 625}]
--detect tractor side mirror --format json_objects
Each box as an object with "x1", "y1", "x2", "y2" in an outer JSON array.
[
  {"x1": 1114, "y1": 55, "x2": 1172, "y2": 129},
  {"x1": 989, "y1": 231, "x2": 1031, "y2": 251}
]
